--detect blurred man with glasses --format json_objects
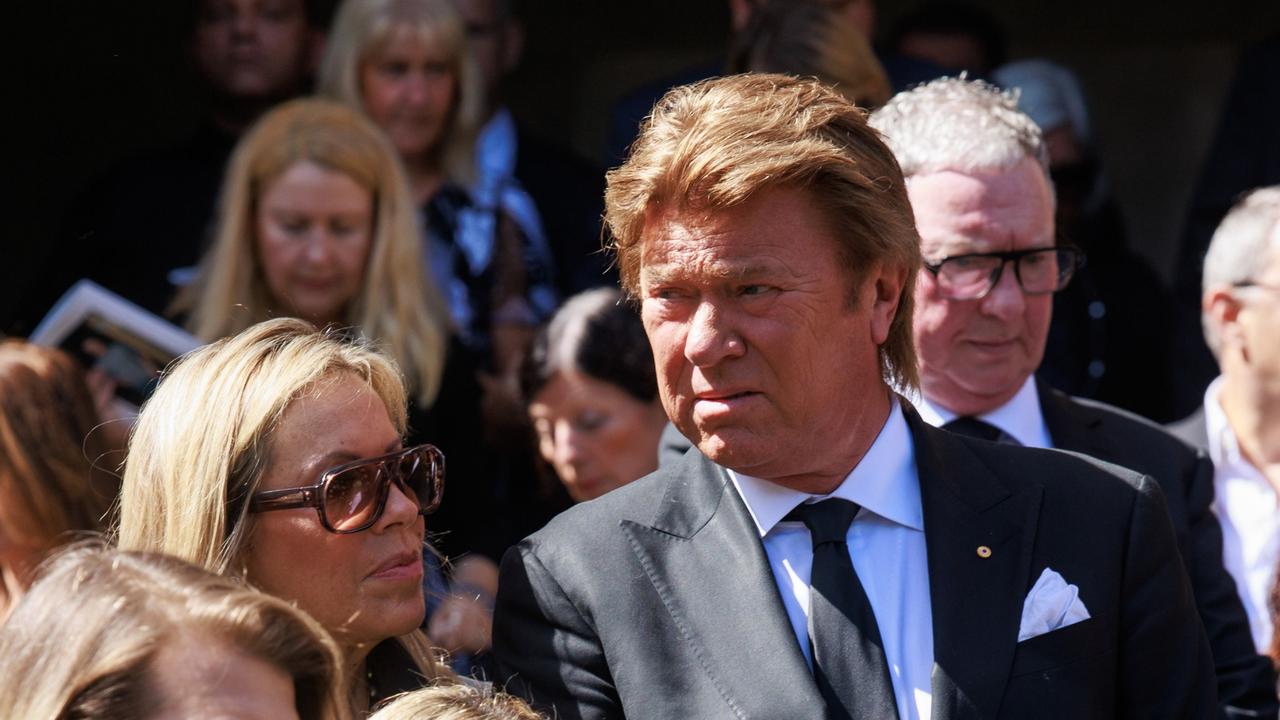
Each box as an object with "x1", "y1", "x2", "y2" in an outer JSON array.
[
  {"x1": 871, "y1": 78, "x2": 1277, "y2": 716},
  {"x1": 1171, "y1": 187, "x2": 1280, "y2": 663}
]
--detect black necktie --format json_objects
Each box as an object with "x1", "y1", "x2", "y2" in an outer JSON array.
[
  {"x1": 787, "y1": 499, "x2": 900, "y2": 720},
  {"x1": 942, "y1": 416, "x2": 1021, "y2": 445}
]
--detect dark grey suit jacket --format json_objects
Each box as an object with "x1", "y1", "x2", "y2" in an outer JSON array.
[
  {"x1": 493, "y1": 405, "x2": 1216, "y2": 719},
  {"x1": 1039, "y1": 383, "x2": 1277, "y2": 718}
]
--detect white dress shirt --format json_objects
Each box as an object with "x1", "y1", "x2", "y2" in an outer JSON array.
[
  {"x1": 1204, "y1": 377, "x2": 1280, "y2": 652},
  {"x1": 911, "y1": 376, "x2": 1054, "y2": 449},
  {"x1": 727, "y1": 399, "x2": 933, "y2": 720}
]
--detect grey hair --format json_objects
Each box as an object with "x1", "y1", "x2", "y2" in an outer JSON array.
[
  {"x1": 869, "y1": 76, "x2": 1050, "y2": 180},
  {"x1": 1200, "y1": 186, "x2": 1280, "y2": 356}
]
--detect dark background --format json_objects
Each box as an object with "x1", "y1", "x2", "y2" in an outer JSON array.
[{"x1": 9, "y1": 0, "x2": 1280, "y2": 330}]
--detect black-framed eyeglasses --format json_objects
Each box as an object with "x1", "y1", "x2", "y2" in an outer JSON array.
[
  {"x1": 1233, "y1": 280, "x2": 1280, "y2": 294},
  {"x1": 249, "y1": 444, "x2": 445, "y2": 534},
  {"x1": 922, "y1": 246, "x2": 1084, "y2": 301}
]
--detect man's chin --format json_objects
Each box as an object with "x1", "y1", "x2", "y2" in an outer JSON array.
[{"x1": 693, "y1": 427, "x2": 773, "y2": 473}]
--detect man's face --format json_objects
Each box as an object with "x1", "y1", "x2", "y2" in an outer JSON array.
[
  {"x1": 192, "y1": 0, "x2": 315, "y2": 101},
  {"x1": 639, "y1": 185, "x2": 902, "y2": 485},
  {"x1": 910, "y1": 158, "x2": 1056, "y2": 415},
  {"x1": 1232, "y1": 245, "x2": 1280, "y2": 396},
  {"x1": 455, "y1": 0, "x2": 516, "y2": 112}
]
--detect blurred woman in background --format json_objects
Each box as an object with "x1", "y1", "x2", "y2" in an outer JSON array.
[
  {"x1": 320, "y1": 0, "x2": 557, "y2": 380},
  {"x1": 727, "y1": 0, "x2": 892, "y2": 109},
  {"x1": 370, "y1": 683, "x2": 542, "y2": 720},
  {"x1": 116, "y1": 318, "x2": 460, "y2": 714},
  {"x1": 173, "y1": 97, "x2": 450, "y2": 414},
  {"x1": 522, "y1": 288, "x2": 667, "y2": 502},
  {"x1": 0, "y1": 544, "x2": 342, "y2": 719},
  {"x1": 0, "y1": 341, "x2": 118, "y2": 621}
]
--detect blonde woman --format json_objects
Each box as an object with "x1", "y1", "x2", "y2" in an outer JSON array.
[
  {"x1": 0, "y1": 544, "x2": 343, "y2": 719},
  {"x1": 173, "y1": 96, "x2": 450, "y2": 410},
  {"x1": 371, "y1": 684, "x2": 542, "y2": 720},
  {"x1": 0, "y1": 341, "x2": 119, "y2": 621},
  {"x1": 116, "y1": 318, "x2": 460, "y2": 715},
  {"x1": 320, "y1": 0, "x2": 558, "y2": 379},
  {"x1": 172, "y1": 96, "x2": 509, "y2": 573}
]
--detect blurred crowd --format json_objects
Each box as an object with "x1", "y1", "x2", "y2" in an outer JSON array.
[{"x1": 1, "y1": 0, "x2": 1278, "y2": 717}]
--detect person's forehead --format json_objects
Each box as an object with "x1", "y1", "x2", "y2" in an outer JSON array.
[
  {"x1": 637, "y1": 192, "x2": 836, "y2": 278},
  {"x1": 908, "y1": 161, "x2": 1054, "y2": 254}
]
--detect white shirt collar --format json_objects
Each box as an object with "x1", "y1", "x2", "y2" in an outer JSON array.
[
  {"x1": 910, "y1": 376, "x2": 1052, "y2": 449},
  {"x1": 1205, "y1": 376, "x2": 1255, "y2": 473},
  {"x1": 727, "y1": 398, "x2": 922, "y2": 538}
]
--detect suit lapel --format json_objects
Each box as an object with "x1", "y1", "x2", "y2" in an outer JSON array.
[
  {"x1": 622, "y1": 451, "x2": 825, "y2": 720},
  {"x1": 905, "y1": 407, "x2": 1043, "y2": 720},
  {"x1": 1036, "y1": 377, "x2": 1105, "y2": 456}
]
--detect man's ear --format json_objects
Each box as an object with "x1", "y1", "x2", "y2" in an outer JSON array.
[
  {"x1": 1205, "y1": 286, "x2": 1245, "y2": 348},
  {"x1": 869, "y1": 264, "x2": 908, "y2": 346}
]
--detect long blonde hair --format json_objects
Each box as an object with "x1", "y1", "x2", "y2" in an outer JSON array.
[
  {"x1": 172, "y1": 98, "x2": 449, "y2": 407},
  {"x1": 115, "y1": 318, "x2": 446, "y2": 681},
  {"x1": 320, "y1": 0, "x2": 483, "y2": 186},
  {"x1": 371, "y1": 684, "x2": 543, "y2": 720},
  {"x1": 0, "y1": 543, "x2": 345, "y2": 720}
]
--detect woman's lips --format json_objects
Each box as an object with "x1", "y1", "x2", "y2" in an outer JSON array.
[{"x1": 367, "y1": 550, "x2": 423, "y2": 581}]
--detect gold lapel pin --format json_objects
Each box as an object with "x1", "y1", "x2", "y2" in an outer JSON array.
[{"x1": 976, "y1": 546, "x2": 993, "y2": 558}]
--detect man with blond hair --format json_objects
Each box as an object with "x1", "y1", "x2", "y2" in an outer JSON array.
[
  {"x1": 1172, "y1": 187, "x2": 1280, "y2": 660},
  {"x1": 493, "y1": 73, "x2": 1213, "y2": 719},
  {"x1": 870, "y1": 78, "x2": 1275, "y2": 717}
]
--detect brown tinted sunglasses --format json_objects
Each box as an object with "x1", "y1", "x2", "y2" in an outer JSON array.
[{"x1": 249, "y1": 444, "x2": 444, "y2": 534}]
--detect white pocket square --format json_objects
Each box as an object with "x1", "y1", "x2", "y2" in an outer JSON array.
[{"x1": 1018, "y1": 567, "x2": 1091, "y2": 642}]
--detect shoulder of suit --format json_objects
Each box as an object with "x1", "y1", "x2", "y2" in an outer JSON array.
[
  {"x1": 942, "y1": 426, "x2": 1153, "y2": 500},
  {"x1": 1059, "y1": 393, "x2": 1204, "y2": 458},
  {"x1": 523, "y1": 459, "x2": 692, "y2": 549},
  {"x1": 1165, "y1": 409, "x2": 1208, "y2": 452}
]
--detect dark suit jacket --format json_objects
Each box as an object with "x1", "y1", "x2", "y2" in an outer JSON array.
[
  {"x1": 1169, "y1": 408, "x2": 1210, "y2": 451},
  {"x1": 493, "y1": 405, "x2": 1216, "y2": 719},
  {"x1": 512, "y1": 127, "x2": 613, "y2": 296},
  {"x1": 1038, "y1": 382, "x2": 1277, "y2": 717}
]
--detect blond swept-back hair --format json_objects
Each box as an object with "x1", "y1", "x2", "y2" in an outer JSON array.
[
  {"x1": 0, "y1": 341, "x2": 117, "y2": 554},
  {"x1": 728, "y1": 0, "x2": 892, "y2": 109},
  {"x1": 172, "y1": 98, "x2": 449, "y2": 407},
  {"x1": 115, "y1": 317, "x2": 447, "y2": 681},
  {"x1": 0, "y1": 544, "x2": 344, "y2": 720},
  {"x1": 320, "y1": 0, "x2": 483, "y2": 186},
  {"x1": 605, "y1": 72, "x2": 921, "y2": 390},
  {"x1": 371, "y1": 684, "x2": 543, "y2": 720},
  {"x1": 1201, "y1": 185, "x2": 1280, "y2": 356},
  {"x1": 869, "y1": 76, "x2": 1050, "y2": 181}
]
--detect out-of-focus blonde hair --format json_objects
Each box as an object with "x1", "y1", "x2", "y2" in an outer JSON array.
[
  {"x1": 0, "y1": 543, "x2": 344, "y2": 720},
  {"x1": 728, "y1": 0, "x2": 892, "y2": 109},
  {"x1": 320, "y1": 0, "x2": 483, "y2": 186},
  {"x1": 172, "y1": 98, "x2": 449, "y2": 407},
  {"x1": 371, "y1": 684, "x2": 543, "y2": 720},
  {"x1": 0, "y1": 341, "x2": 117, "y2": 554},
  {"x1": 114, "y1": 317, "x2": 446, "y2": 681},
  {"x1": 605, "y1": 73, "x2": 920, "y2": 390}
]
